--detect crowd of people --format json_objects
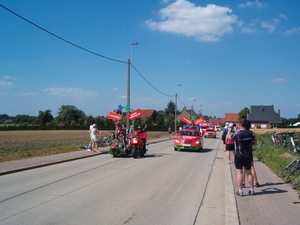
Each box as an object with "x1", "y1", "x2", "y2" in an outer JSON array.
[
  {"x1": 223, "y1": 119, "x2": 259, "y2": 196},
  {"x1": 87, "y1": 121, "x2": 148, "y2": 152}
]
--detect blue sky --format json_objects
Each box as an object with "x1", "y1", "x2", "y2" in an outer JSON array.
[{"x1": 1, "y1": 0, "x2": 299, "y2": 119}]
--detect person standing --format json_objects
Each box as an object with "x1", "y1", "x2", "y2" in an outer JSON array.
[
  {"x1": 225, "y1": 129, "x2": 235, "y2": 164},
  {"x1": 87, "y1": 122, "x2": 94, "y2": 152},
  {"x1": 222, "y1": 126, "x2": 228, "y2": 151},
  {"x1": 229, "y1": 119, "x2": 257, "y2": 196},
  {"x1": 168, "y1": 126, "x2": 172, "y2": 138},
  {"x1": 91, "y1": 124, "x2": 100, "y2": 153}
]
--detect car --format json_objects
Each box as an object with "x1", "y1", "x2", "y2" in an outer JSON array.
[
  {"x1": 200, "y1": 123, "x2": 209, "y2": 133},
  {"x1": 204, "y1": 127, "x2": 217, "y2": 138},
  {"x1": 215, "y1": 125, "x2": 221, "y2": 131},
  {"x1": 174, "y1": 129, "x2": 204, "y2": 151}
]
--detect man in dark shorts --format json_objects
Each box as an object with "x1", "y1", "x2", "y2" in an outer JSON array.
[{"x1": 228, "y1": 119, "x2": 257, "y2": 196}]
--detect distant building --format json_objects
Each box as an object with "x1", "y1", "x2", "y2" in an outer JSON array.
[
  {"x1": 247, "y1": 105, "x2": 282, "y2": 128},
  {"x1": 176, "y1": 109, "x2": 197, "y2": 122},
  {"x1": 140, "y1": 109, "x2": 157, "y2": 122}
]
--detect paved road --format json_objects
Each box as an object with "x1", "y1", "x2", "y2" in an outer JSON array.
[
  {"x1": 0, "y1": 137, "x2": 232, "y2": 225},
  {"x1": 0, "y1": 135, "x2": 299, "y2": 224}
]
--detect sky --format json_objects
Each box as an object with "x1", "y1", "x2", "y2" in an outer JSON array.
[{"x1": 1, "y1": 0, "x2": 300, "y2": 119}]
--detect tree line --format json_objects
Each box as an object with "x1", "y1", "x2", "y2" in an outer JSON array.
[
  {"x1": 0, "y1": 102, "x2": 213, "y2": 131},
  {"x1": 1, "y1": 104, "x2": 298, "y2": 131}
]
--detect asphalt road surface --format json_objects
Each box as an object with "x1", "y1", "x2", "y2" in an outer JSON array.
[{"x1": 0, "y1": 137, "x2": 222, "y2": 225}]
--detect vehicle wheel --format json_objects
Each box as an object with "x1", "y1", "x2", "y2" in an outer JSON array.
[
  {"x1": 174, "y1": 147, "x2": 178, "y2": 151},
  {"x1": 132, "y1": 147, "x2": 138, "y2": 158}
]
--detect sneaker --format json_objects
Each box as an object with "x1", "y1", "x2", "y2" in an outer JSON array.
[
  {"x1": 236, "y1": 191, "x2": 244, "y2": 196},
  {"x1": 255, "y1": 183, "x2": 260, "y2": 187},
  {"x1": 87, "y1": 149, "x2": 92, "y2": 152},
  {"x1": 248, "y1": 190, "x2": 256, "y2": 196}
]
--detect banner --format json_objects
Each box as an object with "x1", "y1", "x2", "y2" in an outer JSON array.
[
  {"x1": 128, "y1": 108, "x2": 142, "y2": 120},
  {"x1": 194, "y1": 117, "x2": 204, "y2": 125},
  {"x1": 181, "y1": 115, "x2": 193, "y2": 125},
  {"x1": 107, "y1": 111, "x2": 122, "y2": 120}
]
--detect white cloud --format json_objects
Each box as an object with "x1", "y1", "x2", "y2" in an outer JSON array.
[
  {"x1": 43, "y1": 87, "x2": 98, "y2": 98},
  {"x1": 283, "y1": 27, "x2": 300, "y2": 36},
  {"x1": 240, "y1": 27, "x2": 256, "y2": 34},
  {"x1": 279, "y1": 14, "x2": 287, "y2": 20},
  {"x1": 261, "y1": 19, "x2": 280, "y2": 33},
  {"x1": 0, "y1": 80, "x2": 13, "y2": 88},
  {"x1": 146, "y1": 0, "x2": 238, "y2": 42},
  {"x1": 14, "y1": 92, "x2": 37, "y2": 96},
  {"x1": 112, "y1": 88, "x2": 119, "y2": 91},
  {"x1": 270, "y1": 78, "x2": 287, "y2": 84},
  {"x1": 238, "y1": 0, "x2": 263, "y2": 8}
]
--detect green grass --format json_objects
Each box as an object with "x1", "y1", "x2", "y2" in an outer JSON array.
[{"x1": 253, "y1": 133, "x2": 300, "y2": 192}]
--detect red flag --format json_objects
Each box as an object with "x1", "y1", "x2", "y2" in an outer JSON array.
[
  {"x1": 107, "y1": 111, "x2": 122, "y2": 120},
  {"x1": 128, "y1": 108, "x2": 142, "y2": 120},
  {"x1": 181, "y1": 116, "x2": 193, "y2": 125},
  {"x1": 194, "y1": 117, "x2": 204, "y2": 125}
]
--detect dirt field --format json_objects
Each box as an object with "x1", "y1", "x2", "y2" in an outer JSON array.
[
  {"x1": 0, "y1": 130, "x2": 169, "y2": 154},
  {"x1": 250, "y1": 128, "x2": 300, "y2": 134}
]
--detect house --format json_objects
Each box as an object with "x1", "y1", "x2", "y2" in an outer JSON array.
[
  {"x1": 247, "y1": 105, "x2": 282, "y2": 128},
  {"x1": 176, "y1": 109, "x2": 197, "y2": 122},
  {"x1": 209, "y1": 113, "x2": 238, "y2": 125},
  {"x1": 140, "y1": 109, "x2": 157, "y2": 122}
]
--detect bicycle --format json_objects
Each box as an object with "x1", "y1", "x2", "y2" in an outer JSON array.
[
  {"x1": 292, "y1": 174, "x2": 300, "y2": 190},
  {"x1": 98, "y1": 135, "x2": 110, "y2": 147},
  {"x1": 280, "y1": 132, "x2": 289, "y2": 148},
  {"x1": 254, "y1": 138, "x2": 265, "y2": 151},
  {"x1": 270, "y1": 132, "x2": 281, "y2": 146},
  {"x1": 288, "y1": 132, "x2": 300, "y2": 154},
  {"x1": 279, "y1": 159, "x2": 300, "y2": 183}
]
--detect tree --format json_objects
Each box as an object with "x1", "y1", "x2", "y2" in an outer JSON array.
[
  {"x1": 37, "y1": 109, "x2": 53, "y2": 126},
  {"x1": 57, "y1": 105, "x2": 86, "y2": 125},
  {"x1": 164, "y1": 101, "x2": 176, "y2": 116},
  {"x1": 13, "y1": 115, "x2": 36, "y2": 124},
  {"x1": 238, "y1": 107, "x2": 250, "y2": 120}
]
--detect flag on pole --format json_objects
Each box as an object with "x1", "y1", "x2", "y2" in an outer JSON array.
[
  {"x1": 128, "y1": 108, "x2": 142, "y2": 120},
  {"x1": 107, "y1": 111, "x2": 122, "y2": 120}
]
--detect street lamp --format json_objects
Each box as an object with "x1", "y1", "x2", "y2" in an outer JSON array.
[
  {"x1": 126, "y1": 42, "x2": 138, "y2": 128},
  {"x1": 175, "y1": 84, "x2": 181, "y2": 132},
  {"x1": 191, "y1": 98, "x2": 196, "y2": 121}
]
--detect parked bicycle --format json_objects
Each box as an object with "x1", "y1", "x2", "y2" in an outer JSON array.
[
  {"x1": 279, "y1": 159, "x2": 300, "y2": 183},
  {"x1": 292, "y1": 174, "x2": 300, "y2": 190},
  {"x1": 288, "y1": 132, "x2": 300, "y2": 155},
  {"x1": 270, "y1": 131, "x2": 281, "y2": 145},
  {"x1": 254, "y1": 138, "x2": 265, "y2": 151}
]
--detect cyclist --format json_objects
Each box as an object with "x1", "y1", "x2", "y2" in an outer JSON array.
[{"x1": 229, "y1": 119, "x2": 257, "y2": 196}]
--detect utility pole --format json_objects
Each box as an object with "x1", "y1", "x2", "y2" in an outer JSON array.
[{"x1": 126, "y1": 59, "x2": 130, "y2": 128}]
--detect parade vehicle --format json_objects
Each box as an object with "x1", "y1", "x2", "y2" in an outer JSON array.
[
  {"x1": 174, "y1": 129, "x2": 204, "y2": 151},
  {"x1": 200, "y1": 122, "x2": 209, "y2": 133},
  {"x1": 215, "y1": 125, "x2": 221, "y2": 131},
  {"x1": 204, "y1": 127, "x2": 217, "y2": 138}
]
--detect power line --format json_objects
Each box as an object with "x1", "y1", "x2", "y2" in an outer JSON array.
[
  {"x1": 130, "y1": 64, "x2": 174, "y2": 97},
  {"x1": 177, "y1": 94, "x2": 187, "y2": 108},
  {"x1": 1, "y1": 4, "x2": 187, "y2": 104},
  {"x1": 0, "y1": 4, "x2": 127, "y2": 64}
]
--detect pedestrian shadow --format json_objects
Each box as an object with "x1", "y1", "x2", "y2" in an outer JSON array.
[{"x1": 256, "y1": 187, "x2": 288, "y2": 195}]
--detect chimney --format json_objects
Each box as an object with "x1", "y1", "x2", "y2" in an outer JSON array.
[{"x1": 278, "y1": 109, "x2": 280, "y2": 115}]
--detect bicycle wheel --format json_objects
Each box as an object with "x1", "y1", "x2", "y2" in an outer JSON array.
[
  {"x1": 292, "y1": 175, "x2": 300, "y2": 190},
  {"x1": 279, "y1": 159, "x2": 298, "y2": 178}
]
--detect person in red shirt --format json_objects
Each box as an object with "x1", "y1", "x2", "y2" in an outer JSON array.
[
  {"x1": 134, "y1": 126, "x2": 147, "y2": 152},
  {"x1": 115, "y1": 121, "x2": 127, "y2": 148}
]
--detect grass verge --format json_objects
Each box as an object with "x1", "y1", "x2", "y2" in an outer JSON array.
[{"x1": 253, "y1": 133, "x2": 300, "y2": 193}]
